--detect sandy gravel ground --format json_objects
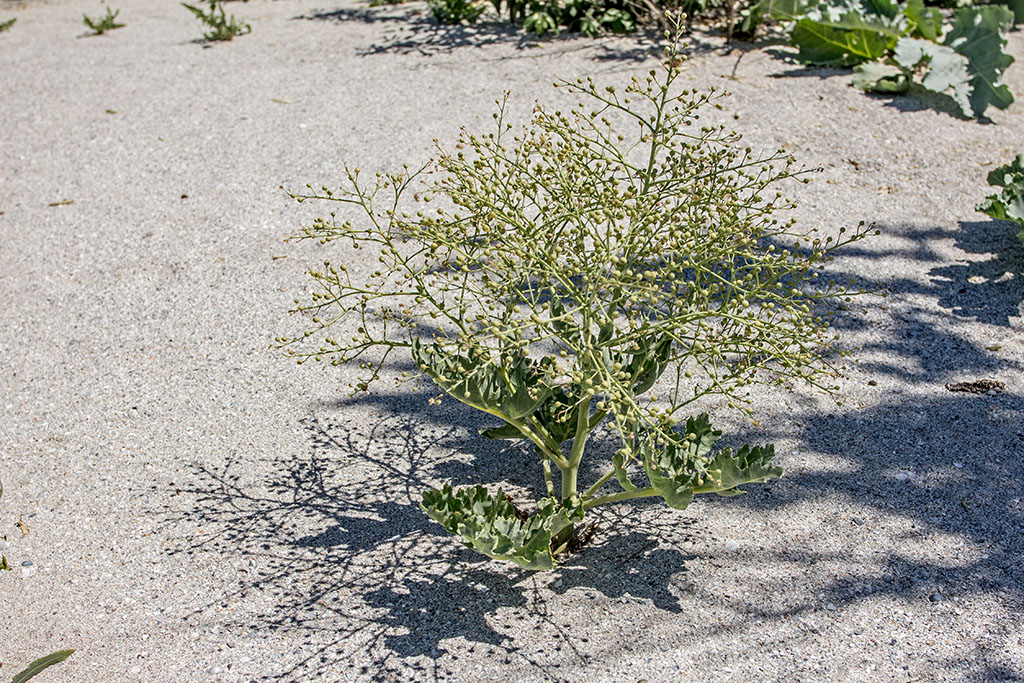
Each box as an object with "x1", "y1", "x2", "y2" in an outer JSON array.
[{"x1": 1, "y1": 0, "x2": 1023, "y2": 680}]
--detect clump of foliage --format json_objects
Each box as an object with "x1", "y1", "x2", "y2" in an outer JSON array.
[
  {"x1": 0, "y1": 17, "x2": 15, "y2": 33},
  {"x1": 83, "y1": 7, "x2": 125, "y2": 35},
  {"x1": 430, "y1": 0, "x2": 487, "y2": 24},
  {"x1": 182, "y1": 0, "x2": 250, "y2": 41},
  {"x1": 977, "y1": 154, "x2": 1024, "y2": 246},
  {"x1": 284, "y1": 21, "x2": 871, "y2": 570},
  {"x1": 485, "y1": 0, "x2": 645, "y2": 35},
  {"x1": 743, "y1": 0, "x2": 1017, "y2": 118}
]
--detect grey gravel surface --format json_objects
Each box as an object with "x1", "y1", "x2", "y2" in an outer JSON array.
[{"x1": 2, "y1": 0, "x2": 1023, "y2": 681}]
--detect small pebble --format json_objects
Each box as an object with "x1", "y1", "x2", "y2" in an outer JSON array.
[
  {"x1": 853, "y1": 517, "x2": 864, "y2": 526},
  {"x1": 552, "y1": 578, "x2": 563, "y2": 588},
  {"x1": 723, "y1": 540, "x2": 740, "y2": 552},
  {"x1": 208, "y1": 665, "x2": 223, "y2": 675},
  {"x1": 21, "y1": 560, "x2": 32, "y2": 567},
  {"x1": 825, "y1": 603, "x2": 837, "y2": 611},
  {"x1": 882, "y1": 573, "x2": 894, "y2": 583},
  {"x1": 953, "y1": 462, "x2": 964, "y2": 469},
  {"x1": 929, "y1": 593, "x2": 945, "y2": 603},
  {"x1": 894, "y1": 472, "x2": 911, "y2": 482}
]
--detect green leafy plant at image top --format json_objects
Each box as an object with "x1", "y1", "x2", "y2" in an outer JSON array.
[
  {"x1": 83, "y1": 7, "x2": 125, "y2": 35},
  {"x1": 430, "y1": 0, "x2": 487, "y2": 24},
  {"x1": 182, "y1": 0, "x2": 250, "y2": 41},
  {"x1": 977, "y1": 155, "x2": 1024, "y2": 246},
  {"x1": 0, "y1": 18, "x2": 15, "y2": 33},
  {"x1": 283, "y1": 18, "x2": 872, "y2": 570},
  {"x1": 744, "y1": 0, "x2": 1017, "y2": 118}
]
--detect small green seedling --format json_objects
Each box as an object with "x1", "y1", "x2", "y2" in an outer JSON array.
[
  {"x1": 0, "y1": 17, "x2": 15, "y2": 33},
  {"x1": 83, "y1": 7, "x2": 125, "y2": 35},
  {"x1": 286, "y1": 17, "x2": 871, "y2": 570},
  {"x1": 182, "y1": 0, "x2": 250, "y2": 41}
]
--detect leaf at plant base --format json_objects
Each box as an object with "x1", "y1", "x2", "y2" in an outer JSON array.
[
  {"x1": 412, "y1": 338, "x2": 553, "y2": 422},
  {"x1": 791, "y1": 11, "x2": 899, "y2": 66},
  {"x1": 893, "y1": 38, "x2": 972, "y2": 116},
  {"x1": 421, "y1": 484, "x2": 585, "y2": 570},
  {"x1": 696, "y1": 443, "x2": 784, "y2": 495},
  {"x1": 852, "y1": 60, "x2": 909, "y2": 93},
  {"x1": 640, "y1": 413, "x2": 723, "y2": 509},
  {"x1": 944, "y1": 5, "x2": 1015, "y2": 117},
  {"x1": 12, "y1": 650, "x2": 75, "y2": 683},
  {"x1": 902, "y1": 0, "x2": 943, "y2": 41}
]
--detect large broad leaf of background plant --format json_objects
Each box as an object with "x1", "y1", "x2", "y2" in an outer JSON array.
[
  {"x1": 854, "y1": 38, "x2": 974, "y2": 116},
  {"x1": 791, "y1": 0, "x2": 903, "y2": 66},
  {"x1": 421, "y1": 485, "x2": 585, "y2": 570},
  {"x1": 944, "y1": 5, "x2": 1015, "y2": 117}
]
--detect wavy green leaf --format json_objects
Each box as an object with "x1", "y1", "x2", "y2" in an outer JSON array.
[
  {"x1": 421, "y1": 484, "x2": 585, "y2": 570},
  {"x1": 640, "y1": 414, "x2": 782, "y2": 507},
  {"x1": 852, "y1": 60, "x2": 909, "y2": 92},
  {"x1": 791, "y1": 11, "x2": 899, "y2": 65},
  {"x1": 902, "y1": 0, "x2": 943, "y2": 41},
  {"x1": 893, "y1": 38, "x2": 972, "y2": 116},
  {"x1": 986, "y1": 154, "x2": 1024, "y2": 187},
  {"x1": 412, "y1": 338, "x2": 553, "y2": 421},
  {"x1": 1000, "y1": 0, "x2": 1023, "y2": 25},
  {"x1": 640, "y1": 414, "x2": 722, "y2": 509},
  {"x1": 945, "y1": 5, "x2": 1015, "y2": 117},
  {"x1": 697, "y1": 443, "x2": 783, "y2": 495}
]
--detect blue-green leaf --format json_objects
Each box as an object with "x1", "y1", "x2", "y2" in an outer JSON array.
[
  {"x1": 412, "y1": 339, "x2": 553, "y2": 421},
  {"x1": 421, "y1": 484, "x2": 585, "y2": 570},
  {"x1": 945, "y1": 5, "x2": 1015, "y2": 117}
]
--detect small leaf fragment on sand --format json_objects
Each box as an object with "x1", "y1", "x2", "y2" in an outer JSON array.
[
  {"x1": 271, "y1": 98, "x2": 295, "y2": 104},
  {"x1": 48, "y1": 199, "x2": 74, "y2": 207},
  {"x1": 106, "y1": 109, "x2": 117, "y2": 114}
]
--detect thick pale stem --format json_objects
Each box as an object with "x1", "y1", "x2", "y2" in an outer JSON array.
[
  {"x1": 552, "y1": 466, "x2": 578, "y2": 550},
  {"x1": 582, "y1": 469, "x2": 617, "y2": 499},
  {"x1": 552, "y1": 397, "x2": 592, "y2": 550},
  {"x1": 542, "y1": 457, "x2": 556, "y2": 498}
]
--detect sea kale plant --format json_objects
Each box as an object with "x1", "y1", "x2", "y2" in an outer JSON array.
[{"x1": 284, "y1": 23, "x2": 871, "y2": 570}]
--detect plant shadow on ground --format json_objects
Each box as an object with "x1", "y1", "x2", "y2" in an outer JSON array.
[
  {"x1": 166, "y1": 397, "x2": 698, "y2": 681},
  {"x1": 296, "y1": 4, "x2": 728, "y2": 62}
]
